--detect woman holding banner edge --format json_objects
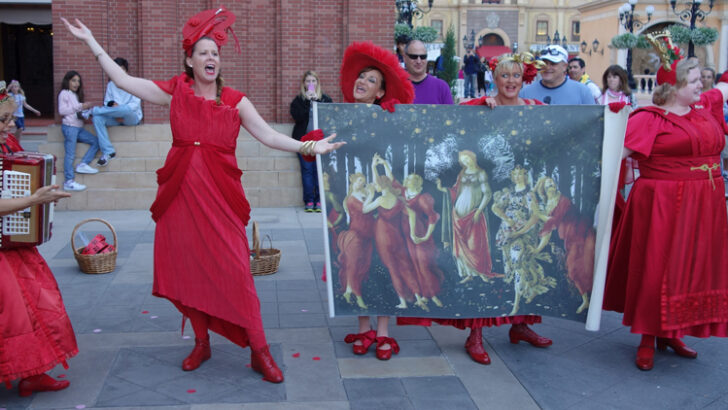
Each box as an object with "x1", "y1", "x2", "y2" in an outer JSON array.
[{"x1": 605, "y1": 34, "x2": 728, "y2": 371}]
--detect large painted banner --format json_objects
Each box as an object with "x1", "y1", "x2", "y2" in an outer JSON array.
[{"x1": 315, "y1": 103, "x2": 627, "y2": 330}]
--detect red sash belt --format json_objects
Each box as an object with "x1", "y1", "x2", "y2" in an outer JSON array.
[
  {"x1": 638, "y1": 155, "x2": 721, "y2": 190},
  {"x1": 150, "y1": 139, "x2": 250, "y2": 225}
]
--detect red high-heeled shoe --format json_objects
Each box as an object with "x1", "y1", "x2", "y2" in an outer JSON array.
[
  {"x1": 635, "y1": 345, "x2": 655, "y2": 371},
  {"x1": 18, "y1": 373, "x2": 70, "y2": 397},
  {"x1": 251, "y1": 345, "x2": 284, "y2": 383},
  {"x1": 344, "y1": 330, "x2": 376, "y2": 355},
  {"x1": 464, "y1": 331, "x2": 491, "y2": 365},
  {"x1": 182, "y1": 336, "x2": 211, "y2": 371},
  {"x1": 656, "y1": 338, "x2": 698, "y2": 359},
  {"x1": 509, "y1": 324, "x2": 552, "y2": 348},
  {"x1": 375, "y1": 336, "x2": 400, "y2": 361}
]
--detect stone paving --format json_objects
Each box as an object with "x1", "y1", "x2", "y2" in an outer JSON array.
[{"x1": 1, "y1": 208, "x2": 727, "y2": 410}]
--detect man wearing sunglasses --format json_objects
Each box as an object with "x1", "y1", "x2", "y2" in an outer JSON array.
[
  {"x1": 520, "y1": 44, "x2": 594, "y2": 105},
  {"x1": 404, "y1": 40, "x2": 453, "y2": 105}
]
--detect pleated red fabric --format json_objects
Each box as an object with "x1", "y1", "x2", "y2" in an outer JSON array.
[
  {"x1": 151, "y1": 74, "x2": 265, "y2": 348},
  {"x1": 1, "y1": 135, "x2": 78, "y2": 384},
  {"x1": 604, "y1": 88, "x2": 728, "y2": 338}
]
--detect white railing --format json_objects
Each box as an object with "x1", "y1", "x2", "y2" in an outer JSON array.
[{"x1": 633, "y1": 74, "x2": 657, "y2": 96}]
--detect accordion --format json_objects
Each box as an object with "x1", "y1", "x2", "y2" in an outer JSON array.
[{"x1": 0, "y1": 151, "x2": 56, "y2": 249}]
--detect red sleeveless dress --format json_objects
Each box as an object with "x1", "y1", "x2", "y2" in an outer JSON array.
[
  {"x1": 0, "y1": 135, "x2": 78, "y2": 384},
  {"x1": 604, "y1": 88, "x2": 728, "y2": 338},
  {"x1": 151, "y1": 74, "x2": 264, "y2": 347}
]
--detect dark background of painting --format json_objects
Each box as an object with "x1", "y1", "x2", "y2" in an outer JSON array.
[{"x1": 317, "y1": 103, "x2": 604, "y2": 322}]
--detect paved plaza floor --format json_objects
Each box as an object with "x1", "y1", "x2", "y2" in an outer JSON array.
[{"x1": 1, "y1": 208, "x2": 727, "y2": 410}]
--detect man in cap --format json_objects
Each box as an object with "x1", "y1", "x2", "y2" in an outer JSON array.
[{"x1": 520, "y1": 45, "x2": 594, "y2": 105}]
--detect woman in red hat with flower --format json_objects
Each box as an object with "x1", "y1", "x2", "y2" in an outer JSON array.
[
  {"x1": 401, "y1": 53, "x2": 553, "y2": 366},
  {"x1": 62, "y1": 8, "x2": 343, "y2": 383},
  {"x1": 336, "y1": 41, "x2": 416, "y2": 360},
  {"x1": 604, "y1": 33, "x2": 728, "y2": 371}
]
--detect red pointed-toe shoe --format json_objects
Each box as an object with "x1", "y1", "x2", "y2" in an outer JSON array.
[
  {"x1": 251, "y1": 345, "x2": 284, "y2": 383},
  {"x1": 182, "y1": 336, "x2": 211, "y2": 371},
  {"x1": 509, "y1": 324, "x2": 553, "y2": 348},
  {"x1": 464, "y1": 331, "x2": 491, "y2": 365},
  {"x1": 375, "y1": 336, "x2": 400, "y2": 361},
  {"x1": 656, "y1": 338, "x2": 698, "y2": 359},
  {"x1": 344, "y1": 329, "x2": 376, "y2": 355},
  {"x1": 18, "y1": 373, "x2": 70, "y2": 397},
  {"x1": 635, "y1": 345, "x2": 655, "y2": 371}
]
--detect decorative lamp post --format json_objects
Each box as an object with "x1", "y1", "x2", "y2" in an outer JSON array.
[
  {"x1": 396, "y1": 0, "x2": 434, "y2": 28},
  {"x1": 463, "y1": 29, "x2": 475, "y2": 49},
  {"x1": 553, "y1": 30, "x2": 561, "y2": 45},
  {"x1": 669, "y1": 0, "x2": 715, "y2": 57},
  {"x1": 618, "y1": 0, "x2": 654, "y2": 89}
]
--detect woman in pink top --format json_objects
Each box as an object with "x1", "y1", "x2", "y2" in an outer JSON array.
[{"x1": 58, "y1": 70, "x2": 100, "y2": 191}]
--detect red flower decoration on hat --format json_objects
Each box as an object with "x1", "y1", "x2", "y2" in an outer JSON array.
[
  {"x1": 339, "y1": 41, "x2": 414, "y2": 105},
  {"x1": 182, "y1": 7, "x2": 240, "y2": 56},
  {"x1": 213, "y1": 31, "x2": 227, "y2": 42},
  {"x1": 488, "y1": 59, "x2": 498, "y2": 72}
]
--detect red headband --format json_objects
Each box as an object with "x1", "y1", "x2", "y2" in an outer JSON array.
[
  {"x1": 182, "y1": 7, "x2": 240, "y2": 56},
  {"x1": 656, "y1": 60, "x2": 679, "y2": 86}
]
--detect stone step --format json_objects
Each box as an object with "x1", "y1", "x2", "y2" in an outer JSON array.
[
  {"x1": 35, "y1": 122, "x2": 301, "y2": 210},
  {"x1": 53, "y1": 188, "x2": 157, "y2": 211}
]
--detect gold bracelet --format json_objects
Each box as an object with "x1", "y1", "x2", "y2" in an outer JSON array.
[{"x1": 299, "y1": 140, "x2": 317, "y2": 156}]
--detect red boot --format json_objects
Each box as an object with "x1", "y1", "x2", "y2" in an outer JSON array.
[
  {"x1": 635, "y1": 335, "x2": 655, "y2": 371},
  {"x1": 251, "y1": 345, "x2": 284, "y2": 383},
  {"x1": 657, "y1": 337, "x2": 698, "y2": 359},
  {"x1": 18, "y1": 373, "x2": 70, "y2": 397},
  {"x1": 464, "y1": 329, "x2": 491, "y2": 365},
  {"x1": 182, "y1": 336, "x2": 211, "y2": 371},
  {"x1": 509, "y1": 324, "x2": 552, "y2": 347}
]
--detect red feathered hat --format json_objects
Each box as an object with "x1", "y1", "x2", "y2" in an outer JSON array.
[
  {"x1": 182, "y1": 7, "x2": 240, "y2": 56},
  {"x1": 340, "y1": 41, "x2": 414, "y2": 104}
]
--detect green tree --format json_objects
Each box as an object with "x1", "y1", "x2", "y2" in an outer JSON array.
[{"x1": 437, "y1": 24, "x2": 458, "y2": 99}]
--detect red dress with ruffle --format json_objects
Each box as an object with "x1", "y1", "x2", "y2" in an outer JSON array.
[
  {"x1": 0, "y1": 135, "x2": 78, "y2": 384},
  {"x1": 540, "y1": 196, "x2": 595, "y2": 295},
  {"x1": 604, "y1": 88, "x2": 728, "y2": 338},
  {"x1": 151, "y1": 74, "x2": 265, "y2": 347},
  {"x1": 337, "y1": 196, "x2": 375, "y2": 295},
  {"x1": 402, "y1": 192, "x2": 444, "y2": 298}
]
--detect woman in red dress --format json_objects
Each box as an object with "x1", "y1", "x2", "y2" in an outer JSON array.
[
  {"x1": 365, "y1": 154, "x2": 423, "y2": 309},
  {"x1": 338, "y1": 42, "x2": 415, "y2": 361},
  {"x1": 401, "y1": 54, "x2": 552, "y2": 366},
  {"x1": 0, "y1": 86, "x2": 77, "y2": 397},
  {"x1": 402, "y1": 173, "x2": 444, "y2": 310},
  {"x1": 604, "y1": 39, "x2": 728, "y2": 371},
  {"x1": 535, "y1": 176, "x2": 594, "y2": 314},
  {"x1": 338, "y1": 173, "x2": 376, "y2": 309},
  {"x1": 62, "y1": 9, "x2": 343, "y2": 383}
]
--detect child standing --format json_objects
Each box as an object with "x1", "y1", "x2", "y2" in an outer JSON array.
[
  {"x1": 8, "y1": 80, "x2": 41, "y2": 140},
  {"x1": 58, "y1": 70, "x2": 99, "y2": 191}
]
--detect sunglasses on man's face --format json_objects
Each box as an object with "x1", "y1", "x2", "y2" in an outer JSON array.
[
  {"x1": 541, "y1": 48, "x2": 563, "y2": 57},
  {"x1": 407, "y1": 53, "x2": 427, "y2": 61}
]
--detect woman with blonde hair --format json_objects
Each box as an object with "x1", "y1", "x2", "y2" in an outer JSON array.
[
  {"x1": 290, "y1": 71, "x2": 333, "y2": 212},
  {"x1": 605, "y1": 34, "x2": 728, "y2": 371}
]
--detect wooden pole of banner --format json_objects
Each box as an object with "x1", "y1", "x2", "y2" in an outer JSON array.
[{"x1": 585, "y1": 106, "x2": 630, "y2": 331}]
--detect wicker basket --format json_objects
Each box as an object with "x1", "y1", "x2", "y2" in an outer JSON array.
[
  {"x1": 71, "y1": 218, "x2": 118, "y2": 274},
  {"x1": 249, "y1": 221, "x2": 280, "y2": 276}
]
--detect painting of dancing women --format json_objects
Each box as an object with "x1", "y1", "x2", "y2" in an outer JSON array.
[{"x1": 316, "y1": 102, "x2": 613, "y2": 323}]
